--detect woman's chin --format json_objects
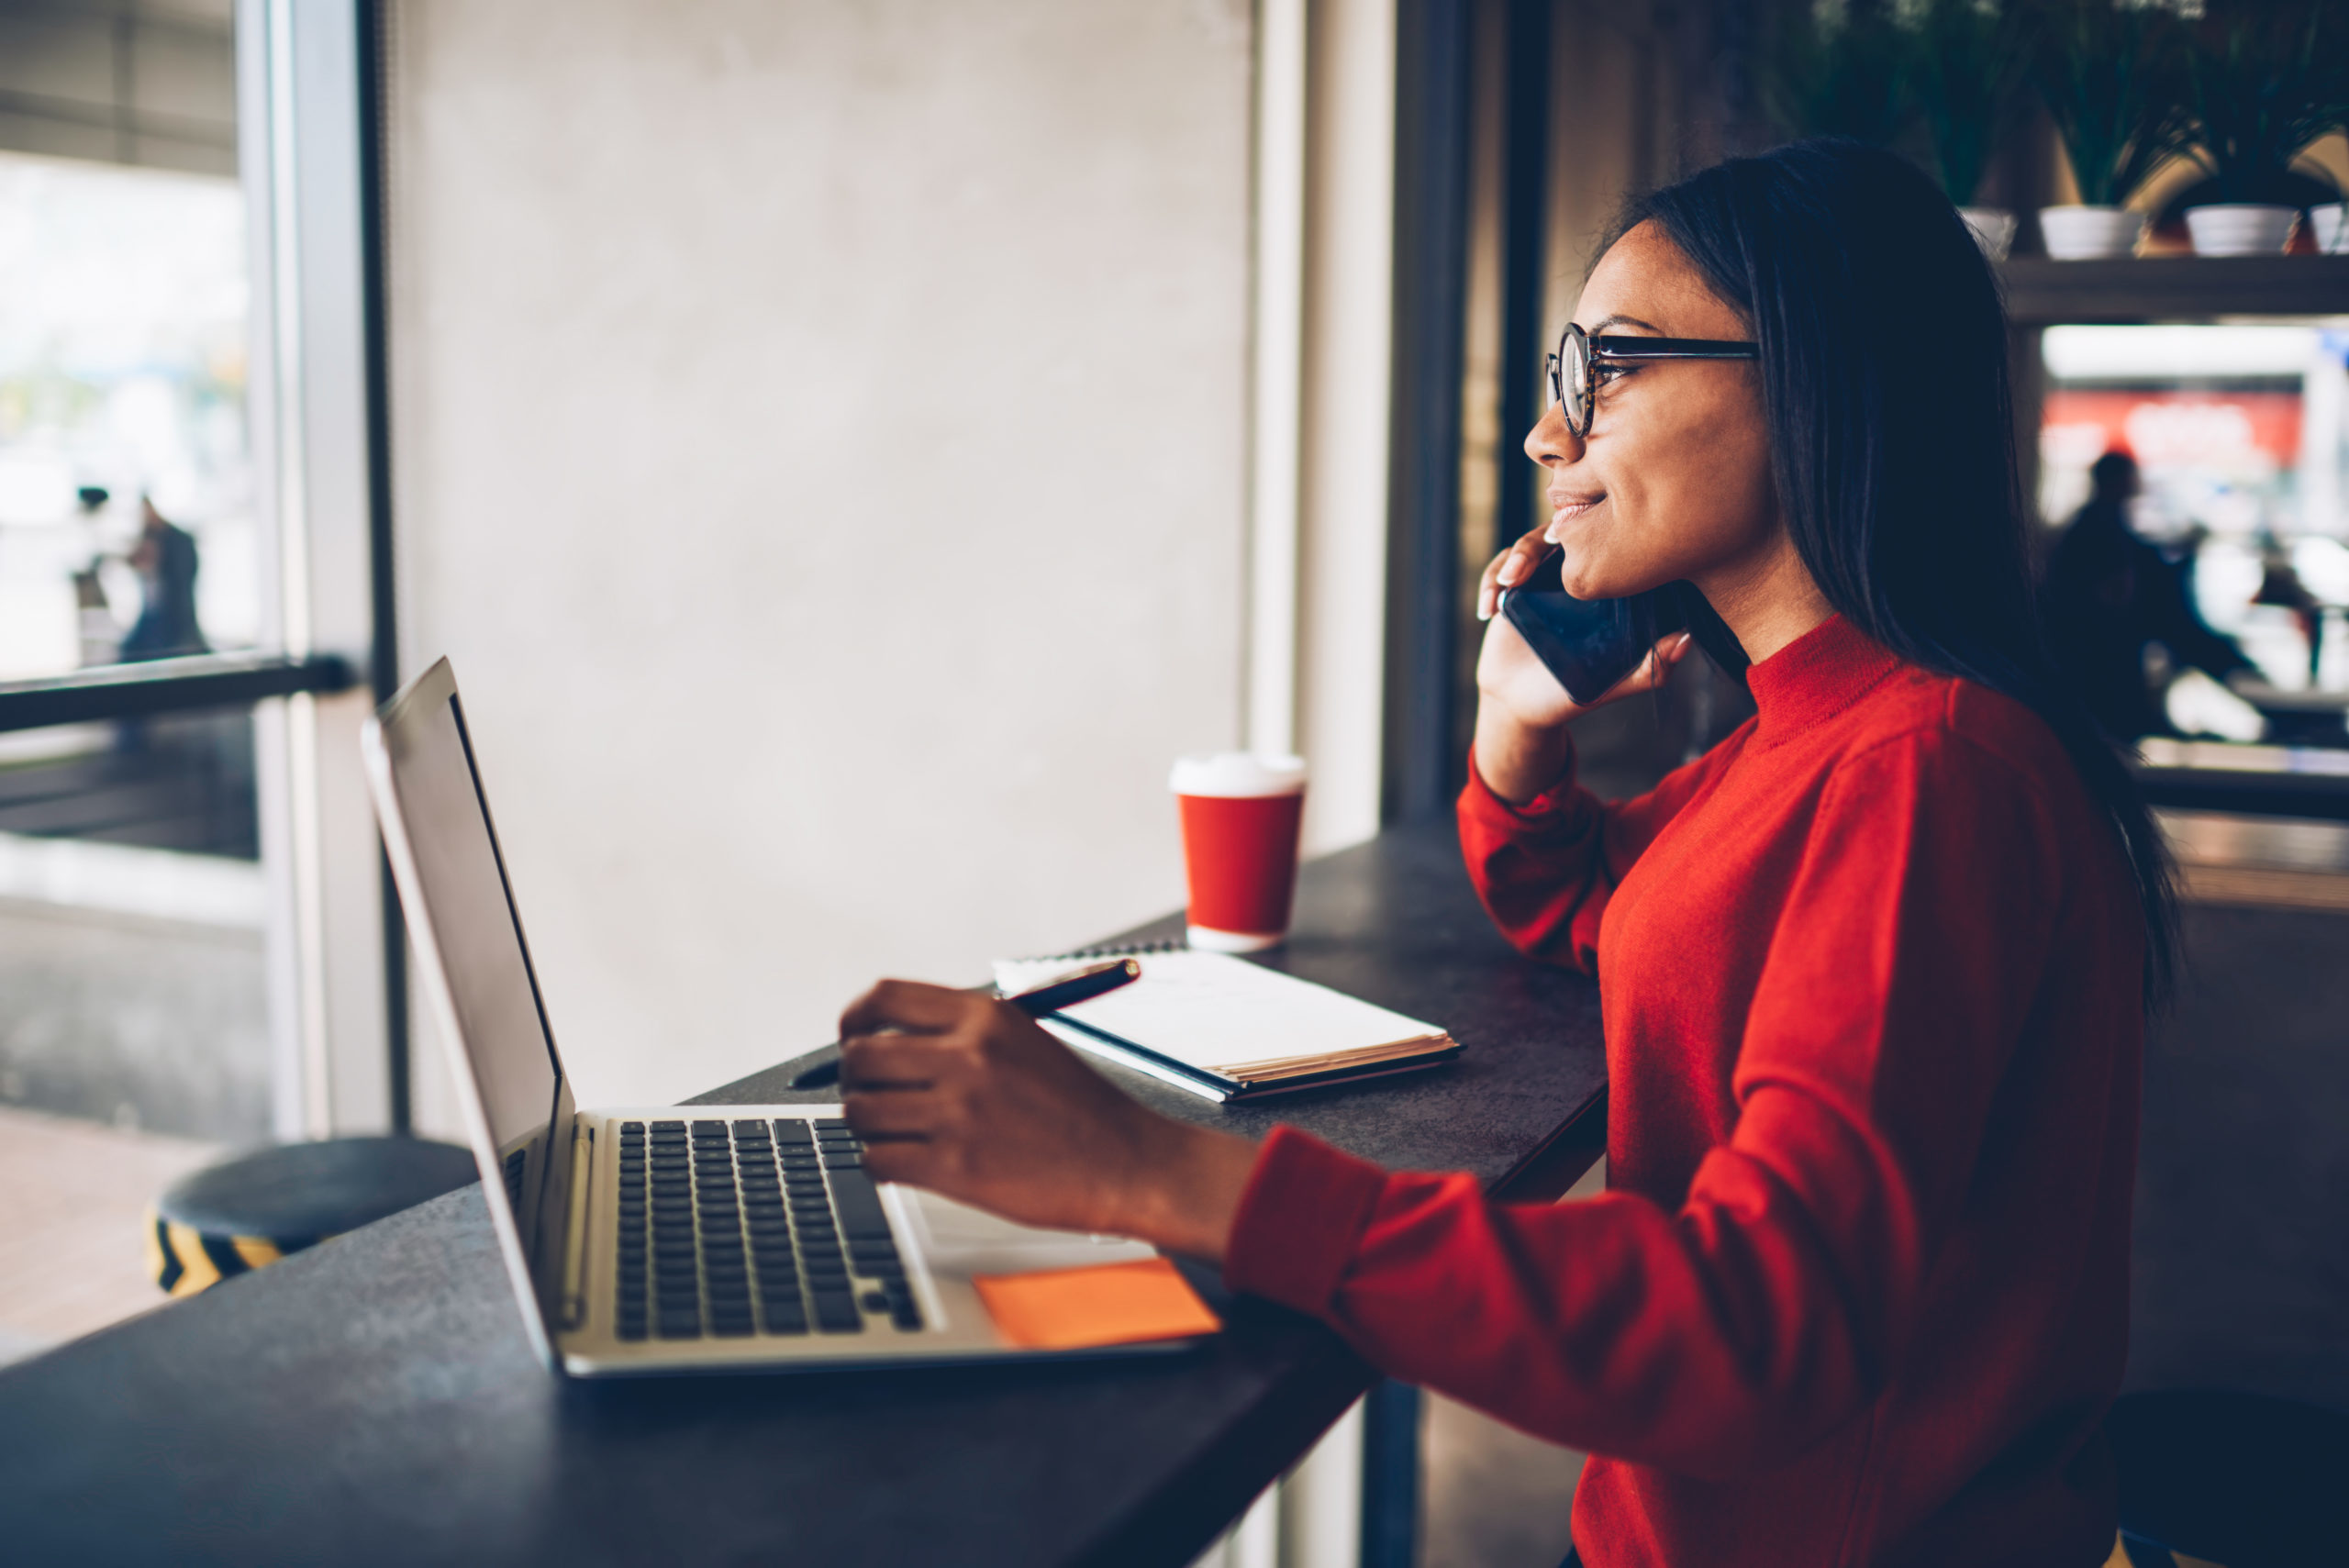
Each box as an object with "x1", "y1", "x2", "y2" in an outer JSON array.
[
  {"x1": 1552, "y1": 528, "x2": 1635, "y2": 602},
  {"x1": 1555, "y1": 543, "x2": 1672, "y2": 604},
  {"x1": 1557, "y1": 560, "x2": 1636, "y2": 603}
]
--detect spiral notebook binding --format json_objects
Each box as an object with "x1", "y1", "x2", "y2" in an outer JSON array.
[{"x1": 1017, "y1": 939, "x2": 1187, "y2": 963}]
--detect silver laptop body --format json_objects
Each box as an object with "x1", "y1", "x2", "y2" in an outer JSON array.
[{"x1": 361, "y1": 658, "x2": 1165, "y2": 1376}]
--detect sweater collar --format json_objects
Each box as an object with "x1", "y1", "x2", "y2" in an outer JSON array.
[{"x1": 1743, "y1": 613, "x2": 1902, "y2": 737}]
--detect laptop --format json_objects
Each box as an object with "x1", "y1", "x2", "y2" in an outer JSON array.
[{"x1": 361, "y1": 658, "x2": 1174, "y2": 1375}]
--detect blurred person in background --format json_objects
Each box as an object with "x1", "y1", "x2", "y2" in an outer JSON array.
[
  {"x1": 2250, "y1": 530, "x2": 2324, "y2": 687},
  {"x1": 117, "y1": 495, "x2": 207, "y2": 662},
  {"x1": 2043, "y1": 449, "x2": 2254, "y2": 740},
  {"x1": 71, "y1": 486, "x2": 118, "y2": 667},
  {"x1": 834, "y1": 140, "x2": 2166, "y2": 1568}
]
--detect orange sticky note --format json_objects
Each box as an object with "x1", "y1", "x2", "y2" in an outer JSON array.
[{"x1": 972, "y1": 1257, "x2": 1222, "y2": 1351}]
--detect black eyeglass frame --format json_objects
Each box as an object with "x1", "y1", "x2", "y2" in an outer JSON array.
[{"x1": 1546, "y1": 323, "x2": 1761, "y2": 438}]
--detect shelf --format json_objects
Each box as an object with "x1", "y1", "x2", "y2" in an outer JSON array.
[
  {"x1": 1998, "y1": 255, "x2": 2349, "y2": 325},
  {"x1": 2134, "y1": 740, "x2": 2349, "y2": 821},
  {"x1": 2136, "y1": 764, "x2": 2349, "y2": 821}
]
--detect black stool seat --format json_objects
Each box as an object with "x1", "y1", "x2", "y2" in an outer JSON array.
[
  {"x1": 2111, "y1": 1388, "x2": 2349, "y2": 1568},
  {"x1": 148, "y1": 1136, "x2": 477, "y2": 1296}
]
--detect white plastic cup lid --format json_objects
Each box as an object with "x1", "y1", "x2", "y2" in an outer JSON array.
[{"x1": 1168, "y1": 752, "x2": 1308, "y2": 798}]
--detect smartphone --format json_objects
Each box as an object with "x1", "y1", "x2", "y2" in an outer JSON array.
[{"x1": 1497, "y1": 551, "x2": 1688, "y2": 706}]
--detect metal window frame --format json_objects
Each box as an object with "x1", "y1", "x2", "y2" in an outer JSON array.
[
  {"x1": 1378, "y1": 0, "x2": 1472, "y2": 829},
  {"x1": 1379, "y1": 0, "x2": 1550, "y2": 828},
  {"x1": 238, "y1": 0, "x2": 402, "y2": 1141}
]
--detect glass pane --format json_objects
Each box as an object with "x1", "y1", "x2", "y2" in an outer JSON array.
[
  {"x1": 2040, "y1": 324, "x2": 2349, "y2": 746},
  {"x1": 0, "y1": 714, "x2": 268, "y2": 1139},
  {"x1": 0, "y1": 150, "x2": 258, "y2": 682},
  {"x1": 0, "y1": 3, "x2": 254, "y2": 1366},
  {"x1": 0, "y1": 713, "x2": 264, "y2": 1364}
]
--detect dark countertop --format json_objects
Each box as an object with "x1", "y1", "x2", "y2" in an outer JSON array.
[
  {"x1": 0, "y1": 819, "x2": 1606, "y2": 1568},
  {"x1": 714, "y1": 819, "x2": 1608, "y2": 1189}
]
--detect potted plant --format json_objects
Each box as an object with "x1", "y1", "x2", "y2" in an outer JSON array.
[
  {"x1": 1761, "y1": 0, "x2": 1915, "y2": 150},
  {"x1": 1906, "y1": 0, "x2": 2032, "y2": 260},
  {"x1": 2033, "y1": 0, "x2": 2197, "y2": 260},
  {"x1": 2178, "y1": 0, "x2": 2347, "y2": 255}
]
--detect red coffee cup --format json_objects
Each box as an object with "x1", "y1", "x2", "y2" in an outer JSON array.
[{"x1": 1170, "y1": 753, "x2": 1308, "y2": 951}]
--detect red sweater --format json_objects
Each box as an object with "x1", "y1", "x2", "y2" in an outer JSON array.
[{"x1": 1222, "y1": 615, "x2": 2143, "y2": 1568}]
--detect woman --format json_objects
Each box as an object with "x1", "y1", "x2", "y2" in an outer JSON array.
[{"x1": 836, "y1": 140, "x2": 2165, "y2": 1567}]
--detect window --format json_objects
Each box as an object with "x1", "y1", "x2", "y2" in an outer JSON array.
[
  {"x1": 0, "y1": 0, "x2": 391, "y2": 1362},
  {"x1": 2042, "y1": 323, "x2": 2349, "y2": 740}
]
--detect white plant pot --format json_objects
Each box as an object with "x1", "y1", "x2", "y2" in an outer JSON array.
[
  {"x1": 1959, "y1": 206, "x2": 2016, "y2": 261},
  {"x1": 2184, "y1": 204, "x2": 2299, "y2": 256},
  {"x1": 2038, "y1": 205, "x2": 2146, "y2": 260},
  {"x1": 2312, "y1": 203, "x2": 2346, "y2": 254}
]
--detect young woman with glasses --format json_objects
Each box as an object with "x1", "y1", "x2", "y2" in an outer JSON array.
[{"x1": 836, "y1": 139, "x2": 2165, "y2": 1568}]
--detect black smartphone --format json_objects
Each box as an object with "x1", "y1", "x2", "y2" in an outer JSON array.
[{"x1": 1498, "y1": 551, "x2": 1687, "y2": 706}]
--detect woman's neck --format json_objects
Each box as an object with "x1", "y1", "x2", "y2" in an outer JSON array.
[{"x1": 1695, "y1": 533, "x2": 1836, "y2": 665}]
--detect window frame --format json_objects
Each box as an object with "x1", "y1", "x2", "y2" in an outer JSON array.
[{"x1": 0, "y1": 0, "x2": 405, "y2": 1141}]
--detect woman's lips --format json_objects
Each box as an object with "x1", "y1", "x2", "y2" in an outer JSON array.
[{"x1": 1546, "y1": 492, "x2": 1605, "y2": 534}]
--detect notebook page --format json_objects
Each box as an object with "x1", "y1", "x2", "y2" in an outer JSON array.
[{"x1": 991, "y1": 951, "x2": 1446, "y2": 1072}]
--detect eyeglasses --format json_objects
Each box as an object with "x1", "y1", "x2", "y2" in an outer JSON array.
[{"x1": 1546, "y1": 323, "x2": 1760, "y2": 439}]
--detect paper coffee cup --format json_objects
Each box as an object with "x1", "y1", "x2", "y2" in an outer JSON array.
[{"x1": 1169, "y1": 753, "x2": 1308, "y2": 952}]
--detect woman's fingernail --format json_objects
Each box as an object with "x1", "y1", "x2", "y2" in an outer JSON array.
[{"x1": 1496, "y1": 562, "x2": 1520, "y2": 586}]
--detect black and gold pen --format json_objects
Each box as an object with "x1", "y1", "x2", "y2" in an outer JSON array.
[{"x1": 785, "y1": 957, "x2": 1143, "y2": 1090}]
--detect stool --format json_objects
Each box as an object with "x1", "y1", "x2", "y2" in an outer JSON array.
[
  {"x1": 147, "y1": 1136, "x2": 477, "y2": 1296},
  {"x1": 2110, "y1": 1389, "x2": 2349, "y2": 1568}
]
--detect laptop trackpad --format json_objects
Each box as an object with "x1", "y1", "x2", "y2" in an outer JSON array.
[{"x1": 902, "y1": 1190, "x2": 1157, "y2": 1277}]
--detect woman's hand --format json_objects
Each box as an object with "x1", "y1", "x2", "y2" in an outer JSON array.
[
  {"x1": 836, "y1": 981, "x2": 1260, "y2": 1262},
  {"x1": 1472, "y1": 528, "x2": 1693, "y2": 804}
]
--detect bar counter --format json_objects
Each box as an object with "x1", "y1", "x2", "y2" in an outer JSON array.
[{"x1": 0, "y1": 819, "x2": 1607, "y2": 1567}]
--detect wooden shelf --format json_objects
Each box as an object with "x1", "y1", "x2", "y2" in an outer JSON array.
[{"x1": 1999, "y1": 255, "x2": 2349, "y2": 324}]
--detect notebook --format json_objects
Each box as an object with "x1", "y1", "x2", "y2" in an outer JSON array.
[{"x1": 990, "y1": 948, "x2": 1462, "y2": 1102}]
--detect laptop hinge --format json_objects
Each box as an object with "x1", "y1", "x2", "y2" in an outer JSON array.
[{"x1": 559, "y1": 1120, "x2": 594, "y2": 1329}]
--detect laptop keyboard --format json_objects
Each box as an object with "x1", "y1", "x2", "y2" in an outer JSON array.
[{"x1": 611, "y1": 1117, "x2": 923, "y2": 1341}]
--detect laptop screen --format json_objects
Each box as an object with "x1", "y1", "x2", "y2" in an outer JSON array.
[{"x1": 364, "y1": 662, "x2": 574, "y2": 1353}]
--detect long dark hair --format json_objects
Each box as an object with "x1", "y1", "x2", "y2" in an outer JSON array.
[{"x1": 1613, "y1": 138, "x2": 2176, "y2": 1005}]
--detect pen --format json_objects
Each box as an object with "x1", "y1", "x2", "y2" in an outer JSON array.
[{"x1": 786, "y1": 957, "x2": 1144, "y2": 1089}]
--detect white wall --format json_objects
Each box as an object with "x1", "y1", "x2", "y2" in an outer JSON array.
[{"x1": 384, "y1": 0, "x2": 1255, "y2": 1111}]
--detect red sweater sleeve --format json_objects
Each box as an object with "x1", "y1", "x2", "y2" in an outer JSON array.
[
  {"x1": 1457, "y1": 728, "x2": 1749, "y2": 973},
  {"x1": 1230, "y1": 728, "x2": 2065, "y2": 1478}
]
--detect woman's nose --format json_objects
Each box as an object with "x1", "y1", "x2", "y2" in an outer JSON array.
[{"x1": 1522, "y1": 400, "x2": 1584, "y2": 468}]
